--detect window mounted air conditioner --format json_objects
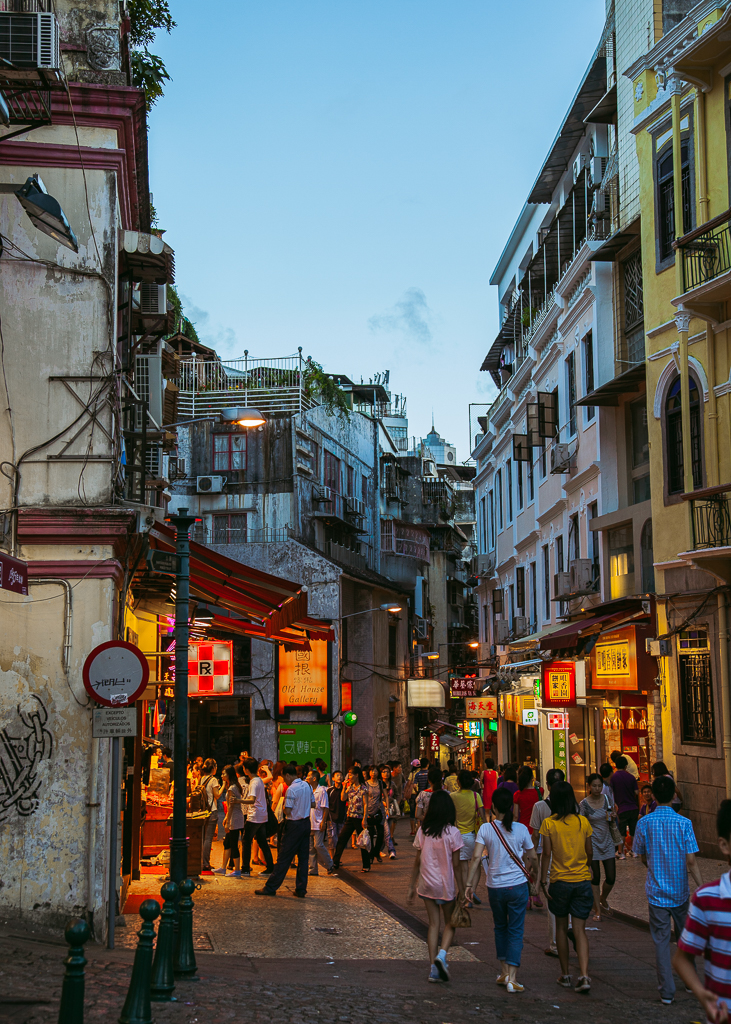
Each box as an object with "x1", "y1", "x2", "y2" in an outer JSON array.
[
  {"x1": 137, "y1": 283, "x2": 167, "y2": 316},
  {"x1": 0, "y1": 12, "x2": 60, "y2": 69},
  {"x1": 573, "y1": 153, "x2": 588, "y2": 182},
  {"x1": 476, "y1": 553, "x2": 495, "y2": 575},
  {"x1": 590, "y1": 156, "x2": 607, "y2": 188},
  {"x1": 554, "y1": 572, "x2": 572, "y2": 599},
  {"x1": 513, "y1": 616, "x2": 528, "y2": 638},
  {"x1": 415, "y1": 617, "x2": 429, "y2": 640},
  {"x1": 550, "y1": 443, "x2": 572, "y2": 474},
  {"x1": 592, "y1": 191, "x2": 609, "y2": 215},
  {"x1": 134, "y1": 353, "x2": 163, "y2": 427},
  {"x1": 569, "y1": 559, "x2": 594, "y2": 593},
  {"x1": 494, "y1": 619, "x2": 510, "y2": 644},
  {"x1": 197, "y1": 475, "x2": 224, "y2": 493}
]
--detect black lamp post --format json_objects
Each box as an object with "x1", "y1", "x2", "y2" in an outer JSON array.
[{"x1": 165, "y1": 507, "x2": 199, "y2": 886}]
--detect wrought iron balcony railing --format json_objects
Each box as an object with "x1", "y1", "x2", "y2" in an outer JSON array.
[
  {"x1": 675, "y1": 209, "x2": 731, "y2": 293},
  {"x1": 684, "y1": 484, "x2": 731, "y2": 550}
]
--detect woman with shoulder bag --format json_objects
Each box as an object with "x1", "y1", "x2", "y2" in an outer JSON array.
[
  {"x1": 213, "y1": 765, "x2": 245, "y2": 877},
  {"x1": 465, "y1": 786, "x2": 537, "y2": 993},
  {"x1": 332, "y1": 767, "x2": 372, "y2": 872},
  {"x1": 579, "y1": 773, "x2": 618, "y2": 921},
  {"x1": 365, "y1": 765, "x2": 386, "y2": 864}
]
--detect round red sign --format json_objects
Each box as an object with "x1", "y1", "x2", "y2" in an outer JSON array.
[{"x1": 82, "y1": 640, "x2": 150, "y2": 707}]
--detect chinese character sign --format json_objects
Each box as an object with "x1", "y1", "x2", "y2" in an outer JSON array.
[
  {"x1": 465, "y1": 696, "x2": 497, "y2": 718},
  {"x1": 278, "y1": 722, "x2": 331, "y2": 766},
  {"x1": 278, "y1": 641, "x2": 329, "y2": 714},
  {"x1": 554, "y1": 729, "x2": 567, "y2": 773},
  {"x1": 542, "y1": 661, "x2": 576, "y2": 707},
  {"x1": 450, "y1": 677, "x2": 478, "y2": 698},
  {"x1": 595, "y1": 640, "x2": 630, "y2": 678}
]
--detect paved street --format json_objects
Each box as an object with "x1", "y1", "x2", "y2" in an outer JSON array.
[{"x1": 1, "y1": 829, "x2": 724, "y2": 1023}]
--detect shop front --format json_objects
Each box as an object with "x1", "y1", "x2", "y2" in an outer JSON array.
[
  {"x1": 541, "y1": 658, "x2": 594, "y2": 796},
  {"x1": 500, "y1": 690, "x2": 540, "y2": 771}
]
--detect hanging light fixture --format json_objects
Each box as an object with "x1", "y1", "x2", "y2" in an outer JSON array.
[
  {"x1": 14, "y1": 175, "x2": 79, "y2": 252},
  {"x1": 221, "y1": 407, "x2": 266, "y2": 428}
]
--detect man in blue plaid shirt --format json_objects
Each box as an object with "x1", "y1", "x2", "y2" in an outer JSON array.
[{"x1": 633, "y1": 775, "x2": 703, "y2": 1006}]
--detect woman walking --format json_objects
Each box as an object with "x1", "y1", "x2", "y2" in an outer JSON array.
[
  {"x1": 332, "y1": 766, "x2": 371, "y2": 872},
  {"x1": 481, "y1": 757, "x2": 499, "y2": 814},
  {"x1": 579, "y1": 773, "x2": 617, "y2": 921},
  {"x1": 539, "y1": 781, "x2": 594, "y2": 994},
  {"x1": 497, "y1": 765, "x2": 519, "y2": 796},
  {"x1": 365, "y1": 764, "x2": 386, "y2": 864},
  {"x1": 381, "y1": 765, "x2": 398, "y2": 859},
  {"x1": 465, "y1": 787, "x2": 537, "y2": 993},
  {"x1": 213, "y1": 765, "x2": 246, "y2": 877},
  {"x1": 407, "y1": 790, "x2": 464, "y2": 983}
]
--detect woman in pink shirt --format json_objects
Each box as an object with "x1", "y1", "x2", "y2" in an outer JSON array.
[{"x1": 408, "y1": 790, "x2": 464, "y2": 983}]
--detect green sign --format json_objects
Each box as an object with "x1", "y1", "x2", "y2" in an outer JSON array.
[
  {"x1": 278, "y1": 722, "x2": 331, "y2": 767},
  {"x1": 533, "y1": 678, "x2": 541, "y2": 700},
  {"x1": 554, "y1": 729, "x2": 567, "y2": 774}
]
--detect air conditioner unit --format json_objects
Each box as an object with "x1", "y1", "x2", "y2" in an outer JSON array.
[
  {"x1": 414, "y1": 644, "x2": 424, "y2": 658},
  {"x1": 590, "y1": 156, "x2": 608, "y2": 187},
  {"x1": 592, "y1": 190, "x2": 609, "y2": 215},
  {"x1": 573, "y1": 153, "x2": 588, "y2": 182},
  {"x1": 569, "y1": 559, "x2": 594, "y2": 593},
  {"x1": 135, "y1": 353, "x2": 164, "y2": 427},
  {"x1": 137, "y1": 283, "x2": 167, "y2": 316},
  {"x1": 550, "y1": 443, "x2": 572, "y2": 474},
  {"x1": 197, "y1": 475, "x2": 224, "y2": 493},
  {"x1": 646, "y1": 638, "x2": 672, "y2": 657},
  {"x1": 0, "y1": 12, "x2": 60, "y2": 70},
  {"x1": 554, "y1": 572, "x2": 572, "y2": 599},
  {"x1": 476, "y1": 553, "x2": 495, "y2": 575},
  {"x1": 415, "y1": 617, "x2": 429, "y2": 640},
  {"x1": 513, "y1": 616, "x2": 529, "y2": 638},
  {"x1": 495, "y1": 619, "x2": 510, "y2": 644}
]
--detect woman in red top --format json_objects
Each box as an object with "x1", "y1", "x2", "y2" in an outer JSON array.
[{"x1": 481, "y1": 757, "x2": 498, "y2": 813}]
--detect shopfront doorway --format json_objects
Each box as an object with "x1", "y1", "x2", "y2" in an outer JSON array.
[{"x1": 189, "y1": 696, "x2": 252, "y2": 763}]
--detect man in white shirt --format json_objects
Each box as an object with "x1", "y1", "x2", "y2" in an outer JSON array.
[
  {"x1": 611, "y1": 749, "x2": 639, "y2": 780},
  {"x1": 240, "y1": 757, "x2": 274, "y2": 877},
  {"x1": 307, "y1": 770, "x2": 336, "y2": 876},
  {"x1": 255, "y1": 765, "x2": 315, "y2": 898}
]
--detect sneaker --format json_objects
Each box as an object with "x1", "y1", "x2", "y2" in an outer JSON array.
[
  {"x1": 228, "y1": 870, "x2": 242, "y2": 878},
  {"x1": 434, "y1": 954, "x2": 449, "y2": 982},
  {"x1": 254, "y1": 888, "x2": 275, "y2": 896},
  {"x1": 389, "y1": 853, "x2": 396, "y2": 859},
  {"x1": 428, "y1": 965, "x2": 442, "y2": 983},
  {"x1": 258, "y1": 870, "x2": 273, "y2": 876},
  {"x1": 544, "y1": 945, "x2": 559, "y2": 958},
  {"x1": 308, "y1": 872, "x2": 319, "y2": 877},
  {"x1": 212, "y1": 868, "x2": 227, "y2": 875},
  {"x1": 327, "y1": 867, "x2": 338, "y2": 875},
  {"x1": 496, "y1": 973, "x2": 508, "y2": 986},
  {"x1": 506, "y1": 981, "x2": 524, "y2": 993},
  {"x1": 293, "y1": 890, "x2": 307, "y2": 898},
  {"x1": 661, "y1": 997, "x2": 674, "y2": 1006},
  {"x1": 239, "y1": 871, "x2": 251, "y2": 877},
  {"x1": 557, "y1": 975, "x2": 572, "y2": 988},
  {"x1": 575, "y1": 976, "x2": 591, "y2": 994}
]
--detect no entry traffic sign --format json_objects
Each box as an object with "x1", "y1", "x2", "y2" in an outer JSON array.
[{"x1": 83, "y1": 640, "x2": 150, "y2": 707}]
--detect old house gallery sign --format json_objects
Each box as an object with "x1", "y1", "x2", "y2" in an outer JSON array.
[{"x1": 278, "y1": 641, "x2": 330, "y2": 716}]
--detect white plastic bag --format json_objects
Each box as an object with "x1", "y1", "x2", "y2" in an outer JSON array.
[{"x1": 356, "y1": 827, "x2": 371, "y2": 851}]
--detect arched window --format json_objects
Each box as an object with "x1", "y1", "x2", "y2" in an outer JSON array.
[
  {"x1": 641, "y1": 519, "x2": 655, "y2": 594},
  {"x1": 665, "y1": 374, "x2": 702, "y2": 494}
]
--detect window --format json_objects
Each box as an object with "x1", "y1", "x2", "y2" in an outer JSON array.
[
  {"x1": 556, "y1": 535, "x2": 564, "y2": 574},
  {"x1": 516, "y1": 567, "x2": 525, "y2": 612},
  {"x1": 543, "y1": 544, "x2": 550, "y2": 620},
  {"x1": 540, "y1": 436, "x2": 547, "y2": 478},
  {"x1": 566, "y1": 352, "x2": 577, "y2": 437},
  {"x1": 588, "y1": 501, "x2": 600, "y2": 586},
  {"x1": 212, "y1": 513, "x2": 246, "y2": 544},
  {"x1": 630, "y1": 395, "x2": 651, "y2": 503},
  {"x1": 583, "y1": 332, "x2": 595, "y2": 421},
  {"x1": 324, "y1": 451, "x2": 341, "y2": 492},
  {"x1": 496, "y1": 470, "x2": 503, "y2": 530},
  {"x1": 666, "y1": 375, "x2": 702, "y2": 494},
  {"x1": 623, "y1": 250, "x2": 645, "y2": 364},
  {"x1": 388, "y1": 619, "x2": 398, "y2": 668},
  {"x1": 506, "y1": 460, "x2": 513, "y2": 522},
  {"x1": 608, "y1": 526, "x2": 634, "y2": 599},
  {"x1": 678, "y1": 631, "x2": 715, "y2": 744},
  {"x1": 569, "y1": 514, "x2": 580, "y2": 562},
  {"x1": 347, "y1": 465, "x2": 354, "y2": 496},
  {"x1": 528, "y1": 450, "x2": 534, "y2": 501},
  {"x1": 509, "y1": 584, "x2": 515, "y2": 626},
  {"x1": 517, "y1": 459, "x2": 523, "y2": 511},
  {"x1": 480, "y1": 495, "x2": 487, "y2": 551},
  {"x1": 361, "y1": 474, "x2": 368, "y2": 506},
  {"x1": 657, "y1": 137, "x2": 692, "y2": 262},
  {"x1": 530, "y1": 561, "x2": 537, "y2": 628},
  {"x1": 213, "y1": 432, "x2": 246, "y2": 472},
  {"x1": 641, "y1": 519, "x2": 655, "y2": 594},
  {"x1": 488, "y1": 490, "x2": 495, "y2": 549}
]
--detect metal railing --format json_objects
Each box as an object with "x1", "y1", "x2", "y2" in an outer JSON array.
[
  {"x1": 177, "y1": 351, "x2": 317, "y2": 419},
  {"x1": 325, "y1": 539, "x2": 374, "y2": 570},
  {"x1": 676, "y1": 210, "x2": 731, "y2": 293},
  {"x1": 691, "y1": 493, "x2": 731, "y2": 550},
  {"x1": 195, "y1": 526, "x2": 295, "y2": 545}
]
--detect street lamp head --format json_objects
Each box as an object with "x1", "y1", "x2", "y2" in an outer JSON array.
[
  {"x1": 422, "y1": 651, "x2": 439, "y2": 660},
  {"x1": 16, "y1": 175, "x2": 78, "y2": 252},
  {"x1": 380, "y1": 603, "x2": 402, "y2": 613},
  {"x1": 467, "y1": 641, "x2": 480, "y2": 649},
  {"x1": 221, "y1": 407, "x2": 266, "y2": 428}
]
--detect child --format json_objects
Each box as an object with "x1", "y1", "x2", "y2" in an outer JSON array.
[
  {"x1": 638, "y1": 784, "x2": 657, "y2": 819},
  {"x1": 673, "y1": 799, "x2": 731, "y2": 1022}
]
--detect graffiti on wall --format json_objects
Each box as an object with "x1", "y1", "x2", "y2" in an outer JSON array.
[{"x1": 0, "y1": 695, "x2": 53, "y2": 822}]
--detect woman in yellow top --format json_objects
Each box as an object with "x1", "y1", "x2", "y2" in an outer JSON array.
[{"x1": 539, "y1": 782, "x2": 594, "y2": 995}]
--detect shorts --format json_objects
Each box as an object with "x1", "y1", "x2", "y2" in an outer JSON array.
[
  {"x1": 547, "y1": 879, "x2": 593, "y2": 920},
  {"x1": 459, "y1": 831, "x2": 476, "y2": 861}
]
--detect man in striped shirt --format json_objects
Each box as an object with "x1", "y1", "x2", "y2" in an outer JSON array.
[{"x1": 675, "y1": 800, "x2": 731, "y2": 1023}]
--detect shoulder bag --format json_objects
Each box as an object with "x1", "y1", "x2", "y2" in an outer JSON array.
[
  {"x1": 490, "y1": 820, "x2": 536, "y2": 894},
  {"x1": 605, "y1": 795, "x2": 623, "y2": 846}
]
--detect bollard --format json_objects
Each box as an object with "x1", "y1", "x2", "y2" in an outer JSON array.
[
  {"x1": 118, "y1": 899, "x2": 160, "y2": 1024},
  {"x1": 173, "y1": 877, "x2": 197, "y2": 978},
  {"x1": 58, "y1": 918, "x2": 90, "y2": 1024},
  {"x1": 150, "y1": 881, "x2": 179, "y2": 1002}
]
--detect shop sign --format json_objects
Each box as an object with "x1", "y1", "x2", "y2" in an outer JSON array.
[
  {"x1": 429, "y1": 731, "x2": 440, "y2": 753},
  {"x1": 341, "y1": 681, "x2": 352, "y2": 712},
  {"x1": 278, "y1": 722, "x2": 331, "y2": 766},
  {"x1": 465, "y1": 696, "x2": 497, "y2": 718},
  {"x1": 542, "y1": 660, "x2": 576, "y2": 707},
  {"x1": 462, "y1": 719, "x2": 482, "y2": 738},
  {"x1": 547, "y1": 712, "x2": 569, "y2": 730},
  {"x1": 450, "y1": 676, "x2": 478, "y2": 698},
  {"x1": 279, "y1": 641, "x2": 329, "y2": 714},
  {"x1": 591, "y1": 625, "x2": 655, "y2": 692},
  {"x1": 188, "y1": 640, "x2": 233, "y2": 696},
  {"x1": 83, "y1": 640, "x2": 150, "y2": 707},
  {"x1": 554, "y1": 729, "x2": 567, "y2": 773},
  {"x1": 533, "y1": 678, "x2": 541, "y2": 701},
  {"x1": 0, "y1": 551, "x2": 28, "y2": 595},
  {"x1": 522, "y1": 707, "x2": 539, "y2": 727},
  {"x1": 407, "y1": 679, "x2": 445, "y2": 708},
  {"x1": 92, "y1": 706, "x2": 137, "y2": 738}
]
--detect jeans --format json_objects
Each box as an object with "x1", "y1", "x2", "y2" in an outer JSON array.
[
  {"x1": 328, "y1": 820, "x2": 343, "y2": 852},
  {"x1": 488, "y1": 883, "x2": 529, "y2": 967},
  {"x1": 384, "y1": 816, "x2": 396, "y2": 855},
  {"x1": 309, "y1": 826, "x2": 334, "y2": 874},
  {"x1": 201, "y1": 815, "x2": 218, "y2": 870},
  {"x1": 262, "y1": 818, "x2": 311, "y2": 894},
  {"x1": 333, "y1": 817, "x2": 371, "y2": 869},
  {"x1": 648, "y1": 900, "x2": 690, "y2": 1000},
  {"x1": 241, "y1": 819, "x2": 274, "y2": 874}
]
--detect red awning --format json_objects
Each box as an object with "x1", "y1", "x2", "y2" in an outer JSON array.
[
  {"x1": 209, "y1": 615, "x2": 312, "y2": 651},
  {"x1": 149, "y1": 522, "x2": 335, "y2": 644},
  {"x1": 540, "y1": 612, "x2": 624, "y2": 651}
]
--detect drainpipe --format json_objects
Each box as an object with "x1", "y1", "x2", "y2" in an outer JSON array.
[
  {"x1": 718, "y1": 592, "x2": 731, "y2": 798},
  {"x1": 29, "y1": 577, "x2": 72, "y2": 673}
]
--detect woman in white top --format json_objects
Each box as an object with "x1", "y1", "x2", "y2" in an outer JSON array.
[
  {"x1": 465, "y1": 786, "x2": 538, "y2": 993},
  {"x1": 214, "y1": 765, "x2": 246, "y2": 878}
]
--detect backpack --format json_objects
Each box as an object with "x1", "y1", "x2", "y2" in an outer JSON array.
[{"x1": 190, "y1": 775, "x2": 214, "y2": 813}]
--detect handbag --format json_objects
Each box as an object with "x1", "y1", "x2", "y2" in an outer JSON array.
[
  {"x1": 389, "y1": 799, "x2": 400, "y2": 818},
  {"x1": 356, "y1": 827, "x2": 372, "y2": 851},
  {"x1": 472, "y1": 792, "x2": 483, "y2": 832},
  {"x1": 490, "y1": 820, "x2": 536, "y2": 893},
  {"x1": 274, "y1": 795, "x2": 285, "y2": 823},
  {"x1": 450, "y1": 902, "x2": 472, "y2": 928},
  {"x1": 606, "y1": 795, "x2": 623, "y2": 846}
]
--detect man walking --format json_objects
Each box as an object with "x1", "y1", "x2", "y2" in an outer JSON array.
[
  {"x1": 255, "y1": 765, "x2": 314, "y2": 898},
  {"x1": 633, "y1": 774, "x2": 702, "y2": 1006},
  {"x1": 308, "y1": 770, "x2": 336, "y2": 876},
  {"x1": 240, "y1": 757, "x2": 274, "y2": 877},
  {"x1": 610, "y1": 755, "x2": 640, "y2": 856}
]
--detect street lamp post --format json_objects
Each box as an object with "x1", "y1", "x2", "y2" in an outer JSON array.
[{"x1": 165, "y1": 506, "x2": 199, "y2": 886}]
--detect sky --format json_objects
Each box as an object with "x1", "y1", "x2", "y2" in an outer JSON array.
[{"x1": 149, "y1": 1, "x2": 606, "y2": 461}]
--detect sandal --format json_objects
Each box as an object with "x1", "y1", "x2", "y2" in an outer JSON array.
[{"x1": 592, "y1": 912, "x2": 601, "y2": 921}]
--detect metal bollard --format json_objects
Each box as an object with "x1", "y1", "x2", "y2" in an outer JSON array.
[
  {"x1": 58, "y1": 918, "x2": 91, "y2": 1024},
  {"x1": 118, "y1": 899, "x2": 160, "y2": 1024},
  {"x1": 150, "y1": 881, "x2": 179, "y2": 1002},
  {"x1": 173, "y1": 877, "x2": 197, "y2": 977}
]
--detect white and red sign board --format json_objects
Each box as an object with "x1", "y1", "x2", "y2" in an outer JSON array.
[
  {"x1": 547, "y1": 712, "x2": 569, "y2": 731},
  {"x1": 188, "y1": 641, "x2": 233, "y2": 696},
  {"x1": 83, "y1": 641, "x2": 149, "y2": 707}
]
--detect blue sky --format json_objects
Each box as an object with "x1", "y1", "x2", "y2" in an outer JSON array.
[{"x1": 149, "y1": 1, "x2": 605, "y2": 459}]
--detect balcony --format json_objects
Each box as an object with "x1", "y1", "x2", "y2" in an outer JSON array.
[
  {"x1": 177, "y1": 352, "x2": 317, "y2": 420},
  {"x1": 673, "y1": 210, "x2": 731, "y2": 321},
  {"x1": 680, "y1": 484, "x2": 731, "y2": 585},
  {"x1": 311, "y1": 486, "x2": 365, "y2": 531}
]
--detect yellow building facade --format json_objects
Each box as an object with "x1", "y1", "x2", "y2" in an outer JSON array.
[{"x1": 627, "y1": 2, "x2": 731, "y2": 850}]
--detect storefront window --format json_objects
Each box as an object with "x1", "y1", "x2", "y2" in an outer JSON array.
[
  {"x1": 189, "y1": 696, "x2": 252, "y2": 762},
  {"x1": 608, "y1": 526, "x2": 634, "y2": 598}
]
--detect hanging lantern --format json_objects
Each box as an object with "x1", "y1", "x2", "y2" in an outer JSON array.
[
  {"x1": 626, "y1": 709, "x2": 638, "y2": 730},
  {"x1": 602, "y1": 708, "x2": 610, "y2": 730}
]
